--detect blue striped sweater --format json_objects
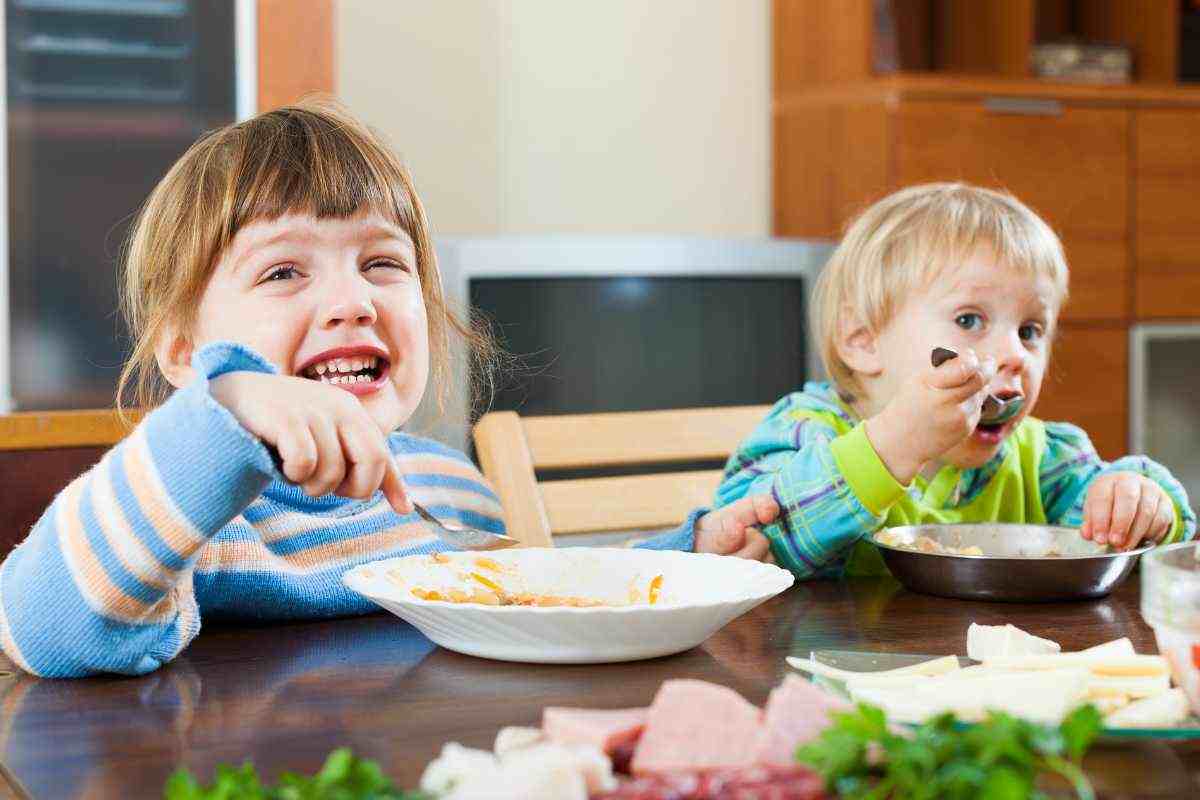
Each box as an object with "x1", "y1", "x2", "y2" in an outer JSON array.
[{"x1": 0, "y1": 343, "x2": 695, "y2": 678}]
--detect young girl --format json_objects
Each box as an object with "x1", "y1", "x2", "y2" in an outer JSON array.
[
  {"x1": 0, "y1": 101, "x2": 776, "y2": 678},
  {"x1": 717, "y1": 182, "x2": 1195, "y2": 579}
]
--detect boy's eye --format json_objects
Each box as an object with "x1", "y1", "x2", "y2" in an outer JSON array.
[
  {"x1": 954, "y1": 313, "x2": 983, "y2": 331},
  {"x1": 262, "y1": 264, "x2": 298, "y2": 282},
  {"x1": 1019, "y1": 323, "x2": 1044, "y2": 342}
]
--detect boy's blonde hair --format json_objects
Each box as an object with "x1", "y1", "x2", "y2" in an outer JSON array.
[
  {"x1": 117, "y1": 98, "x2": 495, "y2": 417},
  {"x1": 812, "y1": 182, "x2": 1070, "y2": 400}
]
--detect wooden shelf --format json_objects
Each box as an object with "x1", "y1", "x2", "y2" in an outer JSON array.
[{"x1": 775, "y1": 73, "x2": 1200, "y2": 111}]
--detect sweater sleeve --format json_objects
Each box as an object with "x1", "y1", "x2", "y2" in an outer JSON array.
[
  {"x1": 0, "y1": 342, "x2": 279, "y2": 677},
  {"x1": 715, "y1": 406, "x2": 906, "y2": 580},
  {"x1": 1040, "y1": 421, "x2": 1196, "y2": 544}
]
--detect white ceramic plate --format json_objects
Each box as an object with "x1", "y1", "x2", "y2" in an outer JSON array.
[{"x1": 342, "y1": 548, "x2": 794, "y2": 664}]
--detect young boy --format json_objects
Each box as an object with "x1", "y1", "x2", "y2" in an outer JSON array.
[{"x1": 717, "y1": 183, "x2": 1195, "y2": 579}]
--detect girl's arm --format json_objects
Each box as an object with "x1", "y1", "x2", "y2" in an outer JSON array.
[
  {"x1": 1040, "y1": 421, "x2": 1196, "y2": 544},
  {"x1": 715, "y1": 405, "x2": 905, "y2": 579},
  {"x1": 0, "y1": 343, "x2": 279, "y2": 678}
]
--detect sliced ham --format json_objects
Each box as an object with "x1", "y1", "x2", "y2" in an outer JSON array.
[
  {"x1": 594, "y1": 765, "x2": 829, "y2": 799},
  {"x1": 631, "y1": 680, "x2": 764, "y2": 774},
  {"x1": 754, "y1": 675, "x2": 849, "y2": 765},
  {"x1": 543, "y1": 706, "x2": 649, "y2": 754}
]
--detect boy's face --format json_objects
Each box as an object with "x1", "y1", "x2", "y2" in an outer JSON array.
[
  {"x1": 188, "y1": 210, "x2": 429, "y2": 434},
  {"x1": 867, "y1": 249, "x2": 1059, "y2": 470}
]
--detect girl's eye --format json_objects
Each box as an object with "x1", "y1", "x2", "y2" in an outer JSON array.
[
  {"x1": 363, "y1": 258, "x2": 407, "y2": 273},
  {"x1": 262, "y1": 265, "x2": 298, "y2": 282},
  {"x1": 955, "y1": 313, "x2": 983, "y2": 331},
  {"x1": 1019, "y1": 323, "x2": 1044, "y2": 342}
]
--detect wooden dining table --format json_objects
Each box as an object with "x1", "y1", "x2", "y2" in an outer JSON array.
[{"x1": 0, "y1": 575, "x2": 1198, "y2": 799}]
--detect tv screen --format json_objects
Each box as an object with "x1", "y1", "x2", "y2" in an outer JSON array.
[{"x1": 470, "y1": 276, "x2": 807, "y2": 416}]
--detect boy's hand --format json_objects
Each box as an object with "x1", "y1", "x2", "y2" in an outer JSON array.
[
  {"x1": 865, "y1": 348, "x2": 994, "y2": 485},
  {"x1": 209, "y1": 372, "x2": 412, "y2": 516},
  {"x1": 694, "y1": 494, "x2": 779, "y2": 560},
  {"x1": 1080, "y1": 472, "x2": 1174, "y2": 550}
]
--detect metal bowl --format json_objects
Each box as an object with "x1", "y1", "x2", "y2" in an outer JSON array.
[{"x1": 873, "y1": 524, "x2": 1153, "y2": 603}]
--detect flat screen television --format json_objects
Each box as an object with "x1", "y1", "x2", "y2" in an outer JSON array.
[{"x1": 415, "y1": 236, "x2": 835, "y2": 451}]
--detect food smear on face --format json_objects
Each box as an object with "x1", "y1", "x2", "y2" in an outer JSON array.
[{"x1": 391, "y1": 554, "x2": 664, "y2": 608}]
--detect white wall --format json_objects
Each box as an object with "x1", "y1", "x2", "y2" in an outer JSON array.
[{"x1": 337, "y1": 0, "x2": 770, "y2": 237}]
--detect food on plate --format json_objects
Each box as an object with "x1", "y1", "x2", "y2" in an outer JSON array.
[
  {"x1": 788, "y1": 623, "x2": 1190, "y2": 729},
  {"x1": 421, "y1": 740, "x2": 616, "y2": 800},
  {"x1": 630, "y1": 680, "x2": 763, "y2": 772},
  {"x1": 395, "y1": 554, "x2": 664, "y2": 608},
  {"x1": 797, "y1": 703, "x2": 1101, "y2": 800},
  {"x1": 420, "y1": 676, "x2": 838, "y2": 799},
  {"x1": 542, "y1": 707, "x2": 648, "y2": 755},
  {"x1": 875, "y1": 529, "x2": 983, "y2": 556},
  {"x1": 592, "y1": 766, "x2": 828, "y2": 799},
  {"x1": 1103, "y1": 688, "x2": 1190, "y2": 729},
  {"x1": 967, "y1": 622, "x2": 1061, "y2": 660}
]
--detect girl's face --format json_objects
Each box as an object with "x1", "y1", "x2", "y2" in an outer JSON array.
[
  {"x1": 190, "y1": 211, "x2": 429, "y2": 434},
  {"x1": 863, "y1": 249, "x2": 1060, "y2": 470}
]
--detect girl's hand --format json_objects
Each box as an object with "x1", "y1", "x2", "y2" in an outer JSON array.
[
  {"x1": 694, "y1": 494, "x2": 779, "y2": 560},
  {"x1": 209, "y1": 372, "x2": 412, "y2": 515},
  {"x1": 865, "y1": 348, "x2": 993, "y2": 485},
  {"x1": 1080, "y1": 472, "x2": 1174, "y2": 550}
]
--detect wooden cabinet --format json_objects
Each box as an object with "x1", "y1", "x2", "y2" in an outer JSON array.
[
  {"x1": 1135, "y1": 111, "x2": 1200, "y2": 319},
  {"x1": 773, "y1": 0, "x2": 1200, "y2": 455},
  {"x1": 1035, "y1": 324, "x2": 1128, "y2": 460},
  {"x1": 257, "y1": 0, "x2": 335, "y2": 112},
  {"x1": 892, "y1": 100, "x2": 1130, "y2": 322}
]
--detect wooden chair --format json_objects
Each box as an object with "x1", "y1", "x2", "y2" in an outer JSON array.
[
  {"x1": 472, "y1": 406, "x2": 770, "y2": 546},
  {"x1": 0, "y1": 409, "x2": 141, "y2": 557}
]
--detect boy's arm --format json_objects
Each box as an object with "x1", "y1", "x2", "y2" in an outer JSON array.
[
  {"x1": 716, "y1": 410, "x2": 906, "y2": 579},
  {"x1": 1040, "y1": 421, "x2": 1196, "y2": 544},
  {"x1": 0, "y1": 342, "x2": 279, "y2": 678}
]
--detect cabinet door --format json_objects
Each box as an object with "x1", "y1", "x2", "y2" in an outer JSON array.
[
  {"x1": 1135, "y1": 110, "x2": 1200, "y2": 319},
  {"x1": 257, "y1": 0, "x2": 335, "y2": 111},
  {"x1": 893, "y1": 101, "x2": 1130, "y2": 323},
  {"x1": 1035, "y1": 324, "x2": 1127, "y2": 461}
]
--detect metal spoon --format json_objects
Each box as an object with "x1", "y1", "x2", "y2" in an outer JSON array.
[
  {"x1": 930, "y1": 347, "x2": 1024, "y2": 424},
  {"x1": 411, "y1": 501, "x2": 520, "y2": 551}
]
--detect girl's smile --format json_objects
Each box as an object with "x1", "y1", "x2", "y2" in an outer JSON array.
[{"x1": 296, "y1": 344, "x2": 392, "y2": 396}]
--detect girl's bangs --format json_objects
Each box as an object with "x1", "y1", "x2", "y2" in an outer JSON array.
[{"x1": 228, "y1": 112, "x2": 420, "y2": 244}]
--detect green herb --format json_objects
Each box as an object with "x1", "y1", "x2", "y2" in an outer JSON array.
[
  {"x1": 163, "y1": 747, "x2": 431, "y2": 800},
  {"x1": 796, "y1": 704, "x2": 1103, "y2": 800}
]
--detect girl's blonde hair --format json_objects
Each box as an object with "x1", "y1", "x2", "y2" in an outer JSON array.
[
  {"x1": 117, "y1": 98, "x2": 496, "y2": 418},
  {"x1": 812, "y1": 182, "x2": 1070, "y2": 400}
]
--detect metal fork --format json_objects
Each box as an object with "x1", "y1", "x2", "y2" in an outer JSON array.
[{"x1": 411, "y1": 501, "x2": 520, "y2": 551}]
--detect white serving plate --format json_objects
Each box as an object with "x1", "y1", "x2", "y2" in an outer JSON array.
[{"x1": 343, "y1": 548, "x2": 794, "y2": 664}]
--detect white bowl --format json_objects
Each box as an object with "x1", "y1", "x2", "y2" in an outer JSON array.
[{"x1": 342, "y1": 548, "x2": 794, "y2": 664}]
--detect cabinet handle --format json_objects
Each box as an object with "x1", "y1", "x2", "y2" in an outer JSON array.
[{"x1": 982, "y1": 97, "x2": 1063, "y2": 116}]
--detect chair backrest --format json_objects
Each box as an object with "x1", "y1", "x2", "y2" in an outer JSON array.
[
  {"x1": 0, "y1": 409, "x2": 141, "y2": 557},
  {"x1": 472, "y1": 405, "x2": 769, "y2": 546}
]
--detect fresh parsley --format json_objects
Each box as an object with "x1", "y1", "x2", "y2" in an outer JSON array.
[
  {"x1": 796, "y1": 703, "x2": 1103, "y2": 800},
  {"x1": 163, "y1": 747, "x2": 431, "y2": 800}
]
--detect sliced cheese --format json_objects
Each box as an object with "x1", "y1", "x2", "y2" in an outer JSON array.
[
  {"x1": 983, "y1": 653, "x2": 1168, "y2": 677},
  {"x1": 850, "y1": 668, "x2": 1090, "y2": 726},
  {"x1": 1104, "y1": 689, "x2": 1190, "y2": 729},
  {"x1": 786, "y1": 654, "x2": 960, "y2": 683},
  {"x1": 1080, "y1": 638, "x2": 1136, "y2": 658},
  {"x1": 967, "y1": 623, "x2": 1060, "y2": 661},
  {"x1": 1087, "y1": 673, "x2": 1172, "y2": 699}
]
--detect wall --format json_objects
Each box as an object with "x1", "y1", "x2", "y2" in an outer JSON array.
[{"x1": 336, "y1": 0, "x2": 770, "y2": 237}]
